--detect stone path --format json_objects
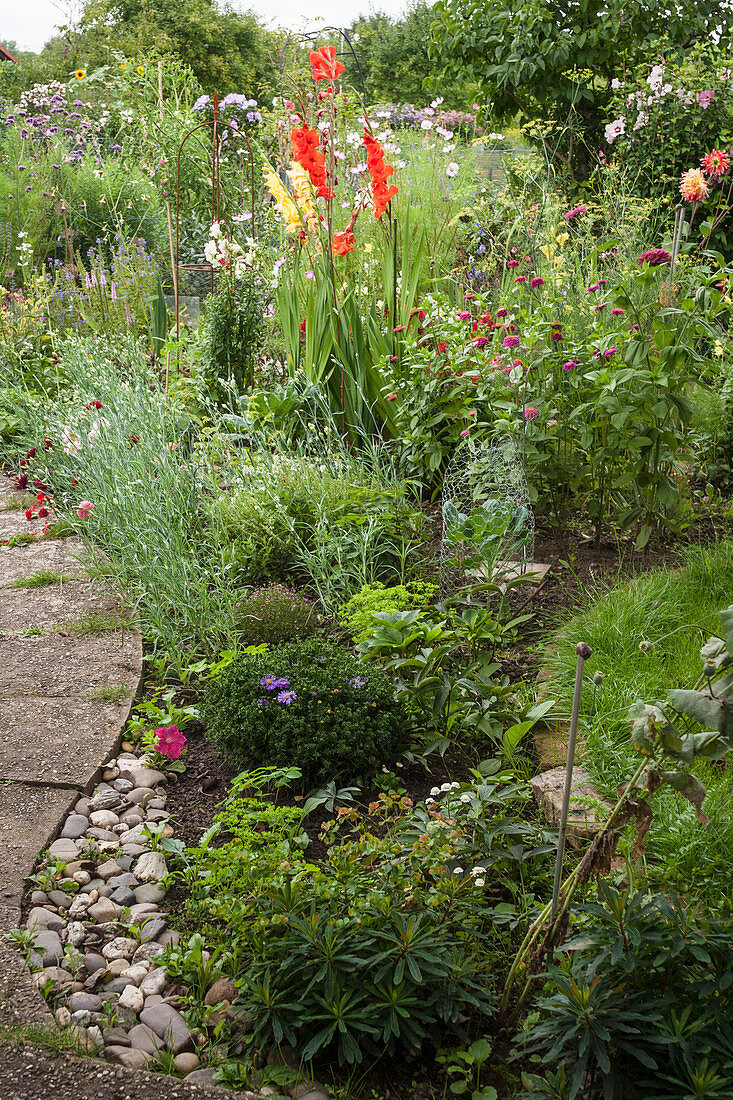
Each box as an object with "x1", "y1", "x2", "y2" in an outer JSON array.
[{"x1": 0, "y1": 476, "x2": 246, "y2": 1096}]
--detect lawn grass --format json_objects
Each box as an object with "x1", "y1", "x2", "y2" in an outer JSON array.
[{"x1": 540, "y1": 540, "x2": 733, "y2": 912}]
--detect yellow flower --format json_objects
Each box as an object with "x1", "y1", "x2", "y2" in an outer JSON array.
[
  {"x1": 74, "y1": 69, "x2": 86, "y2": 80},
  {"x1": 363, "y1": 242, "x2": 373, "y2": 253},
  {"x1": 120, "y1": 61, "x2": 128, "y2": 70},
  {"x1": 263, "y1": 162, "x2": 304, "y2": 235},
  {"x1": 136, "y1": 65, "x2": 144, "y2": 75},
  {"x1": 287, "y1": 161, "x2": 320, "y2": 232},
  {"x1": 555, "y1": 232, "x2": 569, "y2": 247}
]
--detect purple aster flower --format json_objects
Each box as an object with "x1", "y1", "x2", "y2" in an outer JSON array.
[
  {"x1": 277, "y1": 690, "x2": 297, "y2": 705},
  {"x1": 260, "y1": 675, "x2": 278, "y2": 689},
  {"x1": 348, "y1": 677, "x2": 366, "y2": 688}
]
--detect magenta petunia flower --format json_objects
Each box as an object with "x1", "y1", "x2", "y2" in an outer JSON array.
[{"x1": 154, "y1": 724, "x2": 187, "y2": 760}]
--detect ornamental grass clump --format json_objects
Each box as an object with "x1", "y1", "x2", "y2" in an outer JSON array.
[{"x1": 203, "y1": 638, "x2": 407, "y2": 786}]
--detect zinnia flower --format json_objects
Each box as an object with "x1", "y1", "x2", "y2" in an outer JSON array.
[
  {"x1": 679, "y1": 168, "x2": 709, "y2": 203},
  {"x1": 637, "y1": 248, "x2": 671, "y2": 266},
  {"x1": 530, "y1": 277, "x2": 544, "y2": 288},
  {"x1": 523, "y1": 407, "x2": 539, "y2": 420},
  {"x1": 502, "y1": 335, "x2": 520, "y2": 348}
]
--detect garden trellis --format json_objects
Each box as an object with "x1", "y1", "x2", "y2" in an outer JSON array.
[{"x1": 441, "y1": 436, "x2": 535, "y2": 594}]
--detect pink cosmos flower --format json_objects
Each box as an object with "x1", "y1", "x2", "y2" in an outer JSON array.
[
  {"x1": 76, "y1": 500, "x2": 94, "y2": 519},
  {"x1": 154, "y1": 724, "x2": 187, "y2": 760}
]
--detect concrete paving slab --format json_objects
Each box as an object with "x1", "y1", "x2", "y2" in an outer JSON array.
[
  {"x1": 0, "y1": 785, "x2": 78, "y2": 923},
  {"x1": 0, "y1": 511, "x2": 42, "y2": 540},
  {"x1": 0, "y1": 539, "x2": 89, "y2": 588},
  {"x1": 0, "y1": 692, "x2": 139, "y2": 786},
  {"x1": 0, "y1": 582, "x2": 120, "y2": 634},
  {"x1": 530, "y1": 766, "x2": 613, "y2": 845},
  {"x1": 0, "y1": 631, "x2": 141, "y2": 699}
]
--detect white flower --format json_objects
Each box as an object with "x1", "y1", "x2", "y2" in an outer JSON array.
[
  {"x1": 453, "y1": 867, "x2": 464, "y2": 875},
  {"x1": 443, "y1": 143, "x2": 456, "y2": 154},
  {"x1": 440, "y1": 783, "x2": 452, "y2": 792},
  {"x1": 209, "y1": 221, "x2": 221, "y2": 237},
  {"x1": 604, "y1": 116, "x2": 626, "y2": 144},
  {"x1": 203, "y1": 240, "x2": 218, "y2": 265},
  {"x1": 450, "y1": 782, "x2": 461, "y2": 790},
  {"x1": 446, "y1": 162, "x2": 459, "y2": 177},
  {"x1": 431, "y1": 97, "x2": 444, "y2": 107},
  {"x1": 459, "y1": 793, "x2": 471, "y2": 803},
  {"x1": 60, "y1": 427, "x2": 81, "y2": 456},
  {"x1": 430, "y1": 786, "x2": 441, "y2": 796},
  {"x1": 633, "y1": 111, "x2": 648, "y2": 132},
  {"x1": 611, "y1": 78, "x2": 622, "y2": 90},
  {"x1": 489, "y1": 132, "x2": 504, "y2": 141},
  {"x1": 420, "y1": 119, "x2": 433, "y2": 130},
  {"x1": 474, "y1": 878, "x2": 485, "y2": 887},
  {"x1": 647, "y1": 64, "x2": 664, "y2": 92}
]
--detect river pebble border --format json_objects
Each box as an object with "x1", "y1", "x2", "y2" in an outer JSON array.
[{"x1": 20, "y1": 742, "x2": 329, "y2": 1099}]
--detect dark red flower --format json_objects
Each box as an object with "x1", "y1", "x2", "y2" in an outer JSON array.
[{"x1": 14, "y1": 475, "x2": 28, "y2": 491}]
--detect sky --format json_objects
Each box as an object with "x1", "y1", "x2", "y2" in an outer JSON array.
[{"x1": 3, "y1": 0, "x2": 411, "y2": 53}]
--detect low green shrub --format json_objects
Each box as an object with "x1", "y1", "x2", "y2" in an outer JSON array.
[
  {"x1": 203, "y1": 638, "x2": 408, "y2": 786},
  {"x1": 176, "y1": 768, "x2": 550, "y2": 1066},
  {"x1": 338, "y1": 580, "x2": 438, "y2": 642},
  {"x1": 516, "y1": 884, "x2": 733, "y2": 1099},
  {"x1": 234, "y1": 583, "x2": 320, "y2": 645}
]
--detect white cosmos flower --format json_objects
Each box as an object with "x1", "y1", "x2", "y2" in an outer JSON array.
[
  {"x1": 420, "y1": 119, "x2": 433, "y2": 130},
  {"x1": 446, "y1": 162, "x2": 459, "y2": 177}
]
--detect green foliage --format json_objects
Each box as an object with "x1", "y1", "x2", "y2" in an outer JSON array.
[
  {"x1": 198, "y1": 274, "x2": 267, "y2": 405},
  {"x1": 179, "y1": 769, "x2": 551, "y2": 1066},
  {"x1": 210, "y1": 446, "x2": 424, "y2": 606},
  {"x1": 541, "y1": 542, "x2": 733, "y2": 909},
  {"x1": 516, "y1": 885, "x2": 733, "y2": 1099},
  {"x1": 338, "y1": 580, "x2": 438, "y2": 643},
  {"x1": 203, "y1": 638, "x2": 408, "y2": 787},
  {"x1": 356, "y1": 586, "x2": 533, "y2": 755},
  {"x1": 234, "y1": 583, "x2": 320, "y2": 646},
  {"x1": 430, "y1": 0, "x2": 731, "y2": 181}
]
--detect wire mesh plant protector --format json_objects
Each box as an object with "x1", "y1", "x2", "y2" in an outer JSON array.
[{"x1": 440, "y1": 436, "x2": 535, "y2": 594}]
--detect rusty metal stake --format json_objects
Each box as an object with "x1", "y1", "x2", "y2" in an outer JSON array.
[{"x1": 550, "y1": 641, "x2": 593, "y2": 922}]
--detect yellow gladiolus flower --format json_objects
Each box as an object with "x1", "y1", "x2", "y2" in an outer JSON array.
[
  {"x1": 263, "y1": 163, "x2": 304, "y2": 235},
  {"x1": 287, "y1": 161, "x2": 320, "y2": 232}
]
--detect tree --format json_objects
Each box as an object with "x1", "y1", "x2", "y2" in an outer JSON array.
[
  {"x1": 76, "y1": 0, "x2": 273, "y2": 95},
  {"x1": 429, "y1": 0, "x2": 733, "y2": 181},
  {"x1": 344, "y1": 2, "x2": 471, "y2": 108}
]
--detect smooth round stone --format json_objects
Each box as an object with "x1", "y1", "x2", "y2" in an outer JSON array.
[
  {"x1": 72, "y1": 871, "x2": 91, "y2": 886},
  {"x1": 103, "y1": 766, "x2": 120, "y2": 780},
  {"x1": 143, "y1": 994, "x2": 164, "y2": 1007},
  {"x1": 96, "y1": 860, "x2": 122, "y2": 881},
  {"x1": 105, "y1": 1045, "x2": 152, "y2": 1069},
  {"x1": 130, "y1": 768, "x2": 166, "y2": 790},
  {"x1": 116, "y1": 855, "x2": 134, "y2": 871},
  {"x1": 84, "y1": 953, "x2": 106, "y2": 974},
  {"x1": 133, "y1": 883, "x2": 165, "y2": 906},
  {"x1": 119, "y1": 812, "x2": 144, "y2": 827},
  {"x1": 74, "y1": 798, "x2": 91, "y2": 817},
  {"x1": 108, "y1": 873, "x2": 138, "y2": 890},
  {"x1": 145, "y1": 810, "x2": 170, "y2": 823},
  {"x1": 139, "y1": 969, "x2": 167, "y2": 996},
  {"x1": 174, "y1": 1053, "x2": 200, "y2": 1073},
  {"x1": 48, "y1": 839, "x2": 79, "y2": 861},
  {"x1": 69, "y1": 991, "x2": 103, "y2": 1013},
  {"x1": 146, "y1": 797, "x2": 166, "y2": 810},
  {"x1": 72, "y1": 1009, "x2": 92, "y2": 1027},
  {"x1": 61, "y1": 815, "x2": 89, "y2": 840},
  {"x1": 90, "y1": 810, "x2": 120, "y2": 828},
  {"x1": 109, "y1": 886, "x2": 136, "y2": 907},
  {"x1": 102, "y1": 1027, "x2": 131, "y2": 1046},
  {"x1": 27, "y1": 907, "x2": 64, "y2": 933},
  {"x1": 118, "y1": 984, "x2": 144, "y2": 1013},
  {"x1": 87, "y1": 828, "x2": 119, "y2": 843},
  {"x1": 120, "y1": 963, "x2": 149, "y2": 984},
  {"x1": 140, "y1": 918, "x2": 167, "y2": 943},
  {"x1": 185, "y1": 1069, "x2": 217, "y2": 1086},
  {"x1": 48, "y1": 890, "x2": 72, "y2": 909},
  {"x1": 31, "y1": 930, "x2": 64, "y2": 966},
  {"x1": 55, "y1": 1006, "x2": 72, "y2": 1027},
  {"x1": 88, "y1": 898, "x2": 120, "y2": 924},
  {"x1": 106, "y1": 958, "x2": 129, "y2": 976},
  {"x1": 126, "y1": 789, "x2": 155, "y2": 807},
  {"x1": 156, "y1": 930, "x2": 179, "y2": 948},
  {"x1": 30, "y1": 891, "x2": 48, "y2": 906}
]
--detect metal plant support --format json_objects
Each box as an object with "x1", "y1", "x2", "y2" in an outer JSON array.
[
  {"x1": 440, "y1": 436, "x2": 535, "y2": 595},
  {"x1": 174, "y1": 92, "x2": 257, "y2": 338}
]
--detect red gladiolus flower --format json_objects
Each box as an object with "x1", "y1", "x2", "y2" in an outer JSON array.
[
  {"x1": 332, "y1": 230, "x2": 356, "y2": 256},
  {"x1": 309, "y1": 45, "x2": 345, "y2": 84},
  {"x1": 291, "y1": 125, "x2": 334, "y2": 199},
  {"x1": 363, "y1": 131, "x2": 398, "y2": 218}
]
